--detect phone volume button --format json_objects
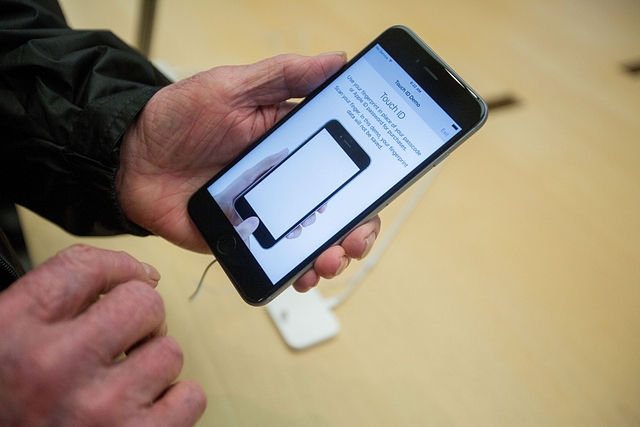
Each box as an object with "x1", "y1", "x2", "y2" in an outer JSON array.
[{"x1": 434, "y1": 153, "x2": 450, "y2": 167}]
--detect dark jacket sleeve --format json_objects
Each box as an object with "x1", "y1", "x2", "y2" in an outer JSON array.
[{"x1": 0, "y1": 0, "x2": 172, "y2": 236}]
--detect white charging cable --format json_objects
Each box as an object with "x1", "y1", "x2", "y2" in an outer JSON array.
[{"x1": 323, "y1": 164, "x2": 442, "y2": 309}]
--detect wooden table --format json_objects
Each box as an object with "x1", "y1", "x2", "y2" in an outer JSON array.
[{"x1": 23, "y1": 0, "x2": 640, "y2": 425}]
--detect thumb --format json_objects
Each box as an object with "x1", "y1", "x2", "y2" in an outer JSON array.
[
  {"x1": 236, "y1": 217, "x2": 260, "y2": 242},
  {"x1": 238, "y1": 52, "x2": 347, "y2": 106}
]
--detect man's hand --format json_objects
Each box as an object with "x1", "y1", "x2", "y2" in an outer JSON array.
[
  {"x1": 116, "y1": 52, "x2": 381, "y2": 292},
  {"x1": 0, "y1": 245, "x2": 206, "y2": 427}
]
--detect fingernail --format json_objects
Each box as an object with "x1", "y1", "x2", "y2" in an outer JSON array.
[
  {"x1": 319, "y1": 50, "x2": 347, "y2": 59},
  {"x1": 335, "y1": 256, "x2": 350, "y2": 277},
  {"x1": 141, "y1": 262, "x2": 161, "y2": 282},
  {"x1": 360, "y1": 232, "x2": 377, "y2": 259},
  {"x1": 158, "y1": 321, "x2": 169, "y2": 337}
]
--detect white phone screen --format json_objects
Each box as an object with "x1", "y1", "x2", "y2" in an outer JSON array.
[{"x1": 242, "y1": 128, "x2": 359, "y2": 240}]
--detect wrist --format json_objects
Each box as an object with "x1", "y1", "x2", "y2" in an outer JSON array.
[{"x1": 113, "y1": 118, "x2": 151, "y2": 236}]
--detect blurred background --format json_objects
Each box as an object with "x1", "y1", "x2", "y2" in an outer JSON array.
[{"x1": 16, "y1": 0, "x2": 640, "y2": 425}]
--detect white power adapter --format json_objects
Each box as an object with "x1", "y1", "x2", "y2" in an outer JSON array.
[{"x1": 266, "y1": 286, "x2": 340, "y2": 350}]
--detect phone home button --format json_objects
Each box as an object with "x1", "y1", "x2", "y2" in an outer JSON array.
[{"x1": 216, "y1": 234, "x2": 237, "y2": 255}]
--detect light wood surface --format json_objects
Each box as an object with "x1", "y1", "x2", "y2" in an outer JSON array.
[{"x1": 19, "y1": 0, "x2": 640, "y2": 425}]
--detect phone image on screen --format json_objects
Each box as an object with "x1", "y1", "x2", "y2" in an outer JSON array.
[
  {"x1": 233, "y1": 120, "x2": 370, "y2": 249},
  {"x1": 188, "y1": 26, "x2": 488, "y2": 305}
]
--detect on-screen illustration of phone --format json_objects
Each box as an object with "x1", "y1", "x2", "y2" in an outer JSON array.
[{"x1": 233, "y1": 120, "x2": 370, "y2": 249}]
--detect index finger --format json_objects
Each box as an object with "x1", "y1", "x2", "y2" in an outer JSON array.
[
  {"x1": 234, "y1": 52, "x2": 347, "y2": 106},
  {"x1": 18, "y1": 245, "x2": 160, "y2": 322}
]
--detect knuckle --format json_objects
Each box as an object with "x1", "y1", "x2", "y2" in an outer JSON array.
[
  {"x1": 54, "y1": 244, "x2": 99, "y2": 270},
  {"x1": 53, "y1": 245, "x2": 105, "y2": 285},
  {"x1": 126, "y1": 281, "x2": 165, "y2": 318},
  {"x1": 27, "y1": 245, "x2": 101, "y2": 317},
  {"x1": 156, "y1": 336, "x2": 184, "y2": 367},
  {"x1": 75, "y1": 384, "x2": 125, "y2": 425},
  {"x1": 56, "y1": 245, "x2": 140, "y2": 284},
  {"x1": 140, "y1": 337, "x2": 184, "y2": 385}
]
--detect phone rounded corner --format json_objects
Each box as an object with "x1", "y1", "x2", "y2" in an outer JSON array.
[
  {"x1": 260, "y1": 239, "x2": 277, "y2": 250},
  {"x1": 363, "y1": 155, "x2": 372, "y2": 169},
  {"x1": 241, "y1": 294, "x2": 271, "y2": 307},
  {"x1": 479, "y1": 98, "x2": 490, "y2": 123},
  {"x1": 186, "y1": 189, "x2": 201, "y2": 214},
  {"x1": 386, "y1": 25, "x2": 414, "y2": 37}
]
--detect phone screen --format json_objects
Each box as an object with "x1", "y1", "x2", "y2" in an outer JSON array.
[
  {"x1": 234, "y1": 121, "x2": 369, "y2": 248},
  {"x1": 205, "y1": 42, "x2": 463, "y2": 283}
]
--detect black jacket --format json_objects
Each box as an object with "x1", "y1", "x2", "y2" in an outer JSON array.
[{"x1": 0, "y1": 0, "x2": 172, "y2": 290}]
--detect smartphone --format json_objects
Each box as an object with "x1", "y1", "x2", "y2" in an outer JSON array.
[
  {"x1": 188, "y1": 26, "x2": 488, "y2": 305},
  {"x1": 233, "y1": 120, "x2": 370, "y2": 249}
]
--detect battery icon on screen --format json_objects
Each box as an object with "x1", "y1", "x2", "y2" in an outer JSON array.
[{"x1": 452, "y1": 124, "x2": 459, "y2": 130}]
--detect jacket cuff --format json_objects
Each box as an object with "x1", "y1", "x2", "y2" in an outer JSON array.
[{"x1": 68, "y1": 85, "x2": 165, "y2": 236}]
